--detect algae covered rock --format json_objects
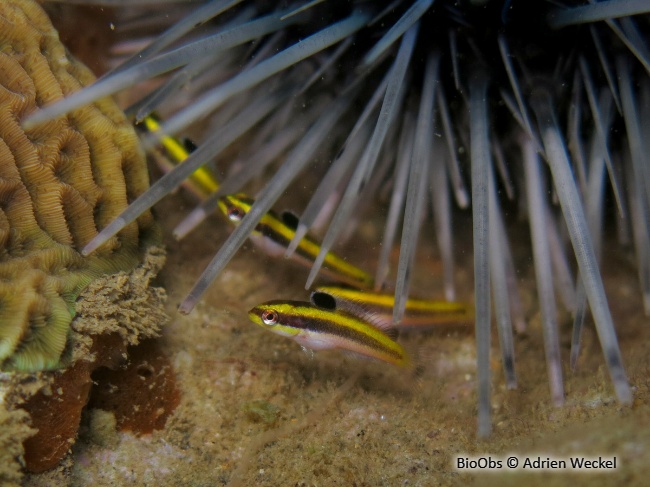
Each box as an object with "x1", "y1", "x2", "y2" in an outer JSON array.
[{"x1": 0, "y1": 0, "x2": 159, "y2": 371}]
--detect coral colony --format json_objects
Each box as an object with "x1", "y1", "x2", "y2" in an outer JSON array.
[
  {"x1": 0, "y1": 0, "x2": 157, "y2": 371},
  {"x1": 1, "y1": 0, "x2": 172, "y2": 475}
]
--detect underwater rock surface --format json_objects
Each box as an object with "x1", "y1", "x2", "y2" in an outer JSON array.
[
  {"x1": 0, "y1": 0, "x2": 158, "y2": 371},
  {"x1": 1, "y1": 246, "x2": 169, "y2": 482}
]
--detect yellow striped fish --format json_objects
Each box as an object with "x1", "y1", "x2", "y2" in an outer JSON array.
[
  {"x1": 310, "y1": 286, "x2": 474, "y2": 329},
  {"x1": 136, "y1": 119, "x2": 372, "y2": 292},
  {"x1": 248, "y1": 300, "x2": 410, "y2": 367},
  {"x1": 219, "y1": 194, "x2": 374, "y2": 289},
  {"x1": 136, "y1": 113, "x2": 219, "y2": 198}
]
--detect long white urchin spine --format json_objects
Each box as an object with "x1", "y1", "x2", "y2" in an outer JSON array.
[
  {"x1": 23, "y1": 9, "x2": 302, "y2": 128},
  {"x1": 430, "y1": 135, "x2": 456, "y2": 302},
  {"x1": 487, "y1": 163, "x2": 517, "y2": 391},
  {"x1": 362, "y1": 0, "x2": 433, "y2": 67},
  {"x1": 82, "y1": 90, "x2": 282, "y2": 255},
  {"x1": 179, "y1": 94, "x2": 354, "y2": 313},
  {"x1": 375, "y1": 115, "x2": 415, "y2": 291},
  {"x1": 305, "y1": 23, "x2": 417, "y2": 289},
  {"x1": 522, "y1": 138, "x2": 564, "y2": 406},
  {"x1": 151, "y1": 10, "x2": 370, "y2": 141},
  {"x1": 618, "y1": 56, "x2": 650, "y2": 314},
  {"x1": 531, "y1": 91, "x2": 632, "y2": 405},
  {"x1": 393, "y1": 51, "x2": 439, "y2": 325},
  {"x1": 173, "y1": 120, "x2": 306, "y2": 239},
  {"x1": 469, "y1": 70, "x2": 491, "y2": 438},
  {"x1": 571, "y1": 90, "x2": 613, "y2": 370},
  {"x1": 113, "y1": 0, "x2": 246, "y2": 73},
  {"x1": 548, "y1": 0, "x2": 650, "y2": 29}
]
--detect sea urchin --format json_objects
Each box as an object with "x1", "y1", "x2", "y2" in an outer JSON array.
[{"x1": 30, "y1": 0, "x2": 650, "y2": 437}]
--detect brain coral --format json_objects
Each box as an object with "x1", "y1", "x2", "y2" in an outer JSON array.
[{"x1": 0, "y1": 0, "x2": 158, "y2": 371}]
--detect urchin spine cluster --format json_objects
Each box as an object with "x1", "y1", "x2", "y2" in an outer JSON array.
[{"x1": 33, "y1": 0, "x2": 650, "y2": 435}]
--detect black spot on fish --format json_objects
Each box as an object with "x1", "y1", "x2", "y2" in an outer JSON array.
[
  {"x1": 310, "y1": 291, "x2": 337, "y2": 311},
  {"x1": 281, "y1": 210, "x2": 300, "y2": 230}
]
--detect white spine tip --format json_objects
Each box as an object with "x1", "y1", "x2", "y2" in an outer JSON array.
[
  {"x1": 178, "y1": 297, "x2": 197, "y2": 315},
  {"x1": 82, "y1": 217, "x2": 127, "y2": 255},
  {"x1": 285, "y1": 225, "x2": 307, "y2": 258},
  {"x1": 174, "y1": 207, "x2": 208, "y2": 240}
]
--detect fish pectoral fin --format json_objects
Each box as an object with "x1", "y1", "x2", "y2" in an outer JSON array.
[
  {"x1": 300, "y1": 346, "x2": 315, "y2": 359},
  {"x1": 249, "y1": 234, "x2": 287, "y2": 257}
]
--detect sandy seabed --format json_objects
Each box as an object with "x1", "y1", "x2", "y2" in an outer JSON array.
[{"x1": 18, "y1": 189, "x2": 650, "y2": 487}]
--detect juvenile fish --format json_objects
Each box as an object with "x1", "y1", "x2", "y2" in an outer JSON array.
[
  {"x1": 137, "y1": 113, "x2": 219, "y2": 198},
  {"x1": 311, "y1": 286, "x2": 474, "y2": 329},
  {"x1": 219, "y1": 193, "x2": 374, "y2": 289},
  {"x1": 248, "y1": 300, "x2": 410, "y2": 367}
]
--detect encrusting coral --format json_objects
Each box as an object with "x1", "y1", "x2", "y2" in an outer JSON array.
[
  {"x1": 0, "y1": 0, "x2": 159, "y2": 371},
  {"x1": 17, "y1": 246, "x2": 170, "y2": 473}
]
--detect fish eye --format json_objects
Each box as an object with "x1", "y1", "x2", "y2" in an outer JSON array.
[
  {"x1": 227, "y1": 206, "x2": 245, "y2": 222},
  {"x1": 261, "y1": 309, "x2": 278, "y2": 325}
]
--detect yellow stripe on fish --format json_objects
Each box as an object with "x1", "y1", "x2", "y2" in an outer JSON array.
[
  {"x1": 218, "y1": 193, "x2": 374, "y2": 289},
  {"x1": 311, "y1": 286, "x2": 474, "y2": 329},
  {"x1": 248, "y1": 300, "x2": 410, "y2": 367},
  {"x1": 137, "y1": 113, "x2": 219, "y2": 198}
]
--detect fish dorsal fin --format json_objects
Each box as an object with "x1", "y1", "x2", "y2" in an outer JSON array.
[
  {"x1": 310, "y1": 290, "x2": 398, "y2": 339},
  {"x1": 310, "y1": 290, "x2": 337, "y2": 310},
  {"x1": 182, "y1": 137, "x2": 197, "y2": 154},
  {"x1": 280, "y1": 210, "x2": 300, "y2": 230}
]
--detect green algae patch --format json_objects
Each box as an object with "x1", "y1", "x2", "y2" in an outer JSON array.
[{"x1": 241, "y1": 400, "x2": 281, "y2": 425}]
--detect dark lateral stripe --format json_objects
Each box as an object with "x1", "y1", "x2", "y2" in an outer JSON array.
[
  {"x1": 257, "y1": 221, "x2": 291, "y2": 245},
  {"x1": 282, "y1": 310, "x2": 403, "y2": 360},
  {"x1": 257, "y1": 221, "x2": 323, "y2": 263}
]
